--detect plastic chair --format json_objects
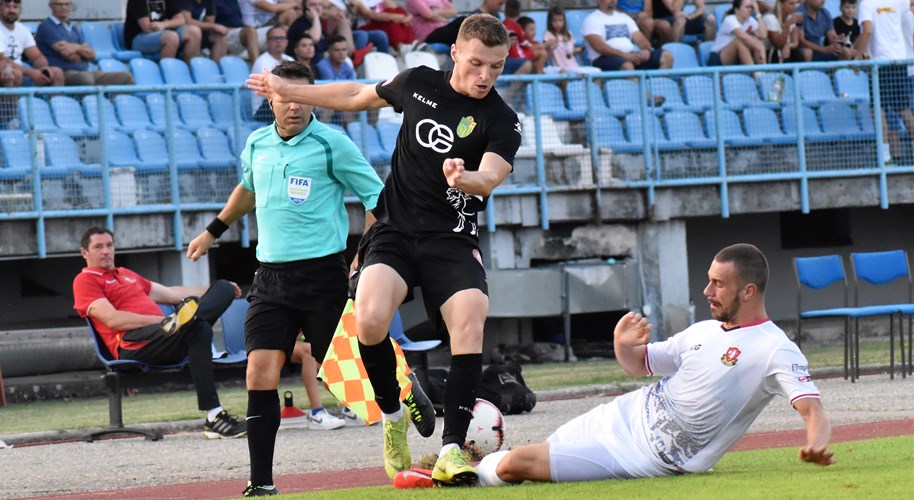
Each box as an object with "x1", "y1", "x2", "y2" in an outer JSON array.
[
  {"x1": 171, "y1": 128, "x2": 210, "y2": 169},
  {"x1": 196, "y1": 127, "x2": 237, "y2": 167},
  {"x1": 159, "y1": 58, "x2": 195, "y2": 86},
  {"x1": 798, "y1": 70, "x2": 838, "y2": 105},
  {"x1": 590, "y1": 114, "x2": 640, "y2": 153},
  {"x1": 214, "y1": 298, "x2": 248, "y2": 364},
  {"x1": 566, "y1": 79, "x2": 610, "y2": 116},
  {"x1": 849, "y1": 250, "x2": 912, "y2": 380},
  {"x1": 176, "y1": 93, "x2": 216, "y2": 130},
  {"x1": 757, "y1": 72, "x2": 794, "y2": 105},
  {"x1": 682, "y1": 75, "x2": 715, "y2": 111},
  {"x1": 525, "y1": 82, "x2": 582, "y2": 120},
  {"x1": 219, "y1": 55, "x2": 250, "y2": 85},
  {"x1": 133, "y1": 129, "x2": 196, "y2": 171},
  {"x1": 0, "y1": 131, "x2": 48, "y2": 172},
  {"x1": 363, "y1": 52, "x2": 399, "y2": 80},
  {"x1": 129, "y1": 58, "x2": 165, "y2": 86},
  {"x1": 146, "y1": 93, "x2": 188, "y2": 130},
  {"x1": 376, "y1": 120, "x2": 400, "y2": 157},
  {"x1": 43, "y1": 134, "x2": 101, "y2": 175},
  {"x1": 819, "y1": 102, "x2": 874, "y2": 141},
  {"x1": 703, "y1": 109, "x2": 760, "y2": 147},
  {"x1": 403, "y1": 51, "x2": 440, "y2": 70},
  {"x1": 49, "y1": 96, "x2": 94, "y2": 136},
  {"x1": 662, "y1": 42, "x2": 699, "y2": 69},
  {"x1": 605, "y1": 79, "x2": 641, "y2": 117},
  {"x1": 743, "y1": 107, "x2": 794, "y2": 144},
  {"x1": 698, "y1": 40, "x2": 714, "y2": 66},
  {"x1": 83, "y1": 95, "x2": 125, "y2": 134},
  {"x1": 17, "y1": 96, "x2": 58, "y2": 134},
  {"x1": 664, "y1": 111, "x2": 715, "y2": 149},
  {"x1": 722, "y1": 73, "x2": 773, "y2": 110},
  {"x1": 346, "y1": 121, "x2": 388, "y2": 164},
  {"x1": 834, "y1": 68, "x2": 870, "y2": 104},
  {"x1": 84, "y1": 318, "x2": 187, "y2": 441},
  {"x1": 647, "y1": 76, "x2": 688, "y2": 111},
  {"x1": 189, "y1": 57, "x2": 225, "y2": 85},
  {"x1": 97, "y1": 58, "x2": 129, "y2": 73},
  {"x1": 114, "y1": 94, "x2": 160, "y2": 132},
  {"x1": 227, "y1": 125, "x2": 257, "y2": 155},
  {"x1": 782, "y1": 105, "x2": 834, "y2": 142},
  {"x1": 82, "y1": 22, "x2": 141, "y2": 62}
]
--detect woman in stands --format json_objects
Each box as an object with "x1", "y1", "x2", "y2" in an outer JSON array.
[
  {"x1": 708, "y1": 0, "x2": 768, "y2": 65},
  {"x1": 542, "y1": 6, "x2": 599, "y2": 74},
  {"x1": 762, "y1": 0, "x2": 803, "y2": 63},
  {"x1": 406, "y1": 0, "x2": 456, "y2": 43}
]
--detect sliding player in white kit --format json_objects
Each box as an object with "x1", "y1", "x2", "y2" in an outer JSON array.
[{"x1": 478, "y1": 243, "x2": 834, "y2": 486}]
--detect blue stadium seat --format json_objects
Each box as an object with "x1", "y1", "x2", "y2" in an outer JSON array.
[
  {"x1": 189, "y1": 57, "x2": 224, "y2": 85},
  {"x1": 798, "y1": 70, "x2": 838, "y2": 105},
  {"x1": 176, "y1": 93, "x2": 216, "y2": 129},
  {"x1": 146, "y1": 93, "x2": 188, "y2": 130},
  {"x1": 159, "y1": 58, "x2": 194, "y2": 86},
  {"x1": 682, "y1": 75, "x2": 715, "y2": 111},
  {"x1": 664, "y1": 111, "x2": 716, "y2": 148},
  {"x1": 722, "y1": 73, "x2": 774, "y2": 110},
  {"x1": 605, "y1": 79, "x2": 642, "y2": 117},
  {"x1": 171, "y1": 128, "x2": 210, "y2": 169},
  {"x1": 17, "y1": 96, "x2": 58, "y2": 134},
  {"x1": 83, "y1": 95, "x2": 125, "y2": 133},
  {"x1": 819, "y1": 102, "x2": 875, "y2": 141},
  {"x1": 102, "y1": 129, "x2": 165, "y2": 173},
  {"x1": 757, "y1": 72, "x2": 794, "y2": 105},
  {"x1": 219, "y1": 55, "x2": 250, "y2": 85},
  {"x1": 565, "y1": 9, "x2": 590, "y2": 46},
  {"x1": 43, "y1": 134, "x2": 101, "y2": 175},
  {"x1": 625, "y1": 112, "x2": 679, "y2": 151},
  {"x1": 782, "y1": 105, "x2": 836, "y2": 142},
  {"x1": 207, "y1": 92, "x2": 259, "y2": 130},
  {"x1": 196, "y1": 127, "x2": 237, "y2": 167},
  {"x1": 526, "y1": 82, "x2": 582, "y2": 120},
  {"x1": 227, "y1": 125, "x2": 257, "y2": 155},
  {"x1": 662, "y1": 42, "x2": 699, "y2": 69},
  {"x1": 133, "y1": 129, "x2": 197, "y2": 170},
  {"x1": 590, "y1": 114, "x2": 640, "y2": 153},
  {"x1": 857, "y1": 103, "x2": 876, "y2": 133},
  {"x1": 648, "y1": 76, "x2": 689, "y2": 111},
  {"x1": 566, "y1": 79, "x2": 610, "y2": 116},
  {"x1": 376, "y1": 120, "x2": 400, "y2": 157},
  {"x1": 1, "y1": 132, "x2": 60, "y2": 176},
  {"x1": 743, "y1": 107, "x2": 794, "y2": 144},
  {"x1": 49, "y1": 96, "x2": 94, "y2": 136},
  {"x1": 346, "y1": 122, "x2": 387, "y2": 164},
  {"x1": 698, "y1": 40, "x2": 714, "y2": 66},
  {"x1": 114, "y1": 94, "x2": 159, "y2": 132},
  {"x1": 714, "y1": 4, "x2": 731, "y2": 31},
  {"x1": 834, "y1": 68, "x2": 870, "y2": 104},
  {"x1": 703, "y1": 109, "x2": 761, "y2": 147},
  {"x1": 130, "y1": 58, "x2": 164, "y2": 86},
  {"x1": 81, "y1": 22, "x2": 141, "y2": 62},
  {"x1": 97, "y1": 58, "x2": 129, "y2": 73}
]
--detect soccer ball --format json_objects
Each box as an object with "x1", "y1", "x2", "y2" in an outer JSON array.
[{"x1": 463, "y1": 398, "x2": 505, "y2": 460}]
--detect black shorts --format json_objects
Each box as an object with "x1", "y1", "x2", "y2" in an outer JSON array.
[
  {"x1": 244, "y1": 253, "x2": 348, "y2": 362},
  {"x1": 876, "y1": 64, "x2": 912, "y2": 112},
  {"x1": 354, "y1": 222, "x2": 488, "y2": 332}
]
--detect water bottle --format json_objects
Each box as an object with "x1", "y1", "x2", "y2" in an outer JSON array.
[{"x1": 768, "y1": 76, "x2": 785, "y2": 102}]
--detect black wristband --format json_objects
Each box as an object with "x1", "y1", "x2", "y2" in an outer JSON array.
[{"x1": 206, "y1": 217, "x2": 229, "y2": 238}]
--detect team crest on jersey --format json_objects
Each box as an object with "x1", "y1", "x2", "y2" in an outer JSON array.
[
  {"x1": 287, "y1": 176, "x2": 311, "y2": 205},
  {"x1": 720, "y1": 346, "x2": 741, "y2": 366},
  {"x1": 456, "y1": 116, "x2": 477, "y2": 138}
]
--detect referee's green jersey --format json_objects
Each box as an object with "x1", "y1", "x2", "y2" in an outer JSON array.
[{"x1": 241, "y1": 115, "x2": 384, "y2": 263}]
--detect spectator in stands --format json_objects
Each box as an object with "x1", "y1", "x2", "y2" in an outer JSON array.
[
  {"x1": 215, "y1": 0, "x2": 261, "y2": 62},
  {"x1": 0, "y1": 0, "x2": 64, "y2": 87},
  {"x1": 856, "y1": 0, "x2": 914, "y2": 162},
  {"x1": 617, "y1": 0, "x2": 656, "y2": 44},
  {"x1": 543, "y1": 6, "x2": 600, "y2": 74},
  {"x1": 707, "y1": 0, "x2": 767, "y2": 65},
  {"x1": 287, "y1": 0, "x2": 326, "y2": 67},
  {"x1": 125, "y1": 0, "x2": 203, "y2": 62},
  {"x1": 316, "y1": 34, "x2": 355, "y2": 79},
  {"x1": 763, "y1": 0, "x2": 803, "y2": 62},
  {"x1": 292, "y1": 32, "x2": 317, "y2": 71},
  {"x1": 182, "y1": 0, "x2": 230, "y2": 61},
  {"x1": 407, "y1": 0, "x2": 456, "y2": 43},
  {"x1": 236, "y1": 0, "x2": 303, "y2": 63},
  {"x1": 251, "y1": 26, "x2": 293, "y2": 120},
  {"x1": 796, "y1": 0, "x2": 856, "y2": 60},
  {"x1": 502, "y1": 1, "x2": 545, "y2": 74},
  {"x1": 582, "y1": 0, "x2": 674, "y2": 71},
  {"x1": 351, "y1": 0, "x2": 419, "y2": 55},
  {"x1": 833, "y1": 0, "x2": 861, "y2": 49},
  {"x1": 73, "y1": 226, "x2": 246, "y2": 440},
  {"x1": 517, "y1": 16, "x2": 547, "y2": 74},
  {"x1": 646, "y1": 0, "x2": 717, "y2": 45},
  {"x1": 35, "y1": 0, "x2": 135, "y2": 86}
]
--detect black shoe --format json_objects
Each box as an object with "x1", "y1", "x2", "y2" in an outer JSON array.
[
  {"x1": 203, "y1": 410, "x2": 246, "y2": 439},
  {"x1": 403, "y1": 373, "x2": 436, "y2": 438},
  {"x1": 242, "y1": 482, "x2": 279, "y2": 497}
]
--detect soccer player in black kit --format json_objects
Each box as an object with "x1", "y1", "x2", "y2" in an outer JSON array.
[{"x1": 248, "y1": 13, "x2": 521, "y2": 486}]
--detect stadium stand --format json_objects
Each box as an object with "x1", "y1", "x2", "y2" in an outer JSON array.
[
  {"x1": 50, "y1": 96, "x2": 95, "y2": 136},
  {"x1": 798, "y1": 70, "x2": 839, "y2": 106},
  {"x1": 662, "y1": 42, "x2": 700, "y2": 70},
  {"x1": 81, "y1": 22, "x2": 141, "y2": 62},
  {"x1": 130, "y1": 58, "x2": 165, "y2": 86},
  {"x1": 190, "y1": 57, "x2": 225, "y2": 85},
  {"x1": 159, "y1": 58, "x2": 195, "y2": 87}
]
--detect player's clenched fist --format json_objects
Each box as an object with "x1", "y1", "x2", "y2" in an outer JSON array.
[
  {"x1": 443, "y1": 158, "x2": 465, "y2": 188},
  {"x1": 614, "y1": 311, "x2": 652, "y2": 347},
  {"x1": 187, "y1": 231, "x2": 215, "y2": 262}
]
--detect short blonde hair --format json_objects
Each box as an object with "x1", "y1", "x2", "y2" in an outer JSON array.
[{"x1": 457, "y1": 13, "x2": 510, "y2": 48}]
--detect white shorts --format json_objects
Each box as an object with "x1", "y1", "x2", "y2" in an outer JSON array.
[
  {"x1": 226, "y1": 26, "x2": 273, "y2": 56},
  {"x1": 546, "y1": 389, "x2": 677, "y2": 482}
]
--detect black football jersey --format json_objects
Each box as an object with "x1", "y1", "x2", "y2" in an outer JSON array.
[{"x1": 373, "y1": 66, "x2": 521, "y2": 238}]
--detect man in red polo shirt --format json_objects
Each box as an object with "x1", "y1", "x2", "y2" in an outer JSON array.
[{"x1": 73, "y1": 226, "x2": 246, "y2": 439}]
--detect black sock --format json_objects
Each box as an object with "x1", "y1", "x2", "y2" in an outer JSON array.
[
  {"x1": 442, "y1": 353, "x2": 482, "y2": 446},
  {"x1": 359, "y1": 336, "x2": 401, "y2": 414},
  {"x1": 247, "y1": 390, "x2": 280, "y2": 487}
]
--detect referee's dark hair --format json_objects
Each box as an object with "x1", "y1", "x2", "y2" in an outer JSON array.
[
  {"x1": 458, "y1": 13, "x2": 510, "y2": 48},
  {"x1": 272, "y1": 60, "x2": 315, "y2": 84},
  {"x1": 80, "y1": 226, "x2": 114, "y2": 250},
  {"x1": 714, "y1": 243, "x2": 769, "y2": 294}
]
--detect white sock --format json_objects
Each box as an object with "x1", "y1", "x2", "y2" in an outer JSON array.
[
  {"x1": 206, "y1": 406, "x2": 224, "y2": 422},
  {"x1": 439, "y1": 443, "x2": 460, "y2": 456},
  {"x1": 477, "y1": 450, "x2": 512, "y2": 486},
  {"x1": 383, "y1": 407, "x2": 404, "y2": 422}
]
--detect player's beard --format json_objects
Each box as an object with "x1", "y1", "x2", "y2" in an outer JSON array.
[{"x1": 711, "y1": 296, "x2": 741, "y2": 325}]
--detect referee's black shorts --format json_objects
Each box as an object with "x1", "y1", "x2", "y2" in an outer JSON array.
[
  {"x1": 353, "y1": 222, "x2": 488, "y2": 333},
  {"x1": 244, "y1": 252, "x2": 348, "y2": 362}
]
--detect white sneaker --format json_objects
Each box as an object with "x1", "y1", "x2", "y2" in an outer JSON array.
[{"x1": 308, "y1": 408, "x2": 345, "y2": 430}]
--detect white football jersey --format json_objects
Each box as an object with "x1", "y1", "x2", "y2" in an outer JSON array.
[{"x1": 638, "y1": 319, "x2": 820, "y2": 472}]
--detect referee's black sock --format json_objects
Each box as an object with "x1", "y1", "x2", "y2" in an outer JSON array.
[
  {"x1": 359, "y1": 336, "x2": 402, "y2": 415},
  {"x1": 442, "y1": 353, "x2": 482, "y2": 447},
  {"x1": 247, "y1": 389, "x2": 280, "y2": 487}
]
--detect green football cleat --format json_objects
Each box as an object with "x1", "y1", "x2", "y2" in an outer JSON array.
[
  {"x1": 432, "y1": 447, "x2": 478, "y2": 487},
  {"x1": 383, "y1": 415, "x2": 411, "y2": 479}
]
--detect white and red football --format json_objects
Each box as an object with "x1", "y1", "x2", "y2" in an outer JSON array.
[{"x1": 463, "y1": 398, "x2": 506, "y2": 460}]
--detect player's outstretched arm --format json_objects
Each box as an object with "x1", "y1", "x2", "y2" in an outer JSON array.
[
  {"x1": 794, "y1": 398, "x2": 834, "y2": 467},
  {"x1": 187, "y1": 184, "x2": 255, "y2": 261},
  {"x1": 613, "y1": 312, "x2": 652, "y2": 376},
  {"x1": 246, "y1": 68, "x2": 388, "y2": 111}
]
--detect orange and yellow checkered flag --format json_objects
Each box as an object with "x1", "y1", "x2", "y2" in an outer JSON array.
[{"x1": 318, "y1": 299, "x2": 413, "y2": 425}]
